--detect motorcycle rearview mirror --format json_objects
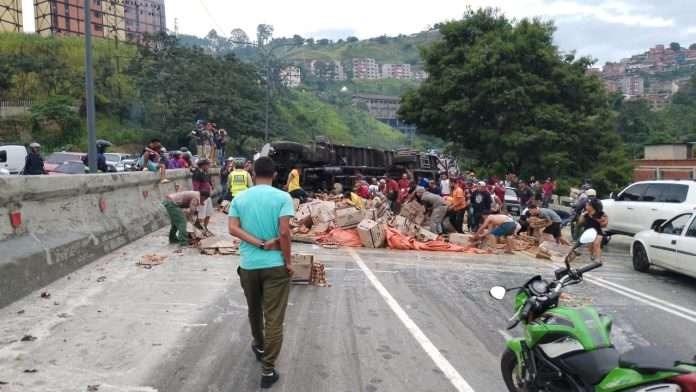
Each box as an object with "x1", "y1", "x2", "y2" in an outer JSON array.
[
  {"x1": 489, "y1": 286, "x2": 507, "y2": 300},
  {"x1": 579, "y1": 228, "x2": 598, "y2": 245}
]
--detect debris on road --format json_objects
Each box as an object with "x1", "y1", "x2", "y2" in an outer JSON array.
[
  {"x1": 40, "y1": 292, "x2": 51, "y2": 299},
  {"x1": 16, "y1": 310, "x2": 25, "y2": 315},
  {"x1": 87, "y1": 384, "x2": 100, "y2": 391},
  {"x1": 137, "y1": 254, "x2": 168, "y2": 268},
  {"x1": 20, "y1": 335, "x2": 37, "y2": 342},
  {"x1": 291, "y1": 254, "x2": 330, "y2": 287},
  {"x1": 198, "y1": 236, "x2": 240, "y2": 256},
  {"x1": 23, "y1": 369, "x2": 37, "y2": 373},
  {"x1": 96, "y1": 276, "x2": 107, "y2": 283}
]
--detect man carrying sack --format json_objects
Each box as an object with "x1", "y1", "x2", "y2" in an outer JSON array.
[{"x1": 228, "y1": 157, "x2": 295, "y2": 389}]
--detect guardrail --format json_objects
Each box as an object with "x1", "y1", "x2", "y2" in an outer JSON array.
[{"x1": 0, "y1": 169, "x2": 220, "y2": 308}]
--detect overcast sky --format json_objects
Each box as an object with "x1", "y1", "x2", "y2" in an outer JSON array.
[
  {"x1": 164, "y1": 0, "x2": 696, "y2": 65},
  {"x1": 21, "y1": 0, "x2": 696, "y2": 65}
]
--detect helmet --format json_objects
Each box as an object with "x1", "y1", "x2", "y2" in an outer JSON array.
[
  {"x1": 180, "y1": 147, "x2": 189, "y2": 152},
  {"x1": 197, "y1": 158, "x2": 211, "y2": 167},
  {"x1": 96, "y1": 139, "x2": 112, "y2": 148},
  {"x1": 227, "y1": 157, "x2": 235, "y2": 161},
  {"x1": 172, "y1": 150, "x2": 182, "y2": 157},
  {"x1": 586, "y1": 189, "x2": 597, "y2": 197},
  {"x1": 29, "y1": 142, "x2": 41, "y2": 148}
]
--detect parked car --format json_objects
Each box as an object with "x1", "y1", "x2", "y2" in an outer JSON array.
[
  {"x1": 631, "y1": 211, "x2": 696, "y2": 279},
  {"x1": 603, "y1": 180, "x2": 696, "y2": 236},
  {"x1": 505, "y1": 187, "x2": 522, "y2": 216},
  {"x1": 0, "y1": 145, "x2": 28, "y2": 174},
  {"x1": 45, "y1": 152, "x2": 86, "y2": 173},
  {"x1": 48, "y1": 161, "x2": 88, "y2": 175},
  {"x1": 104, "y1": 153, "x2": 135, "y2": 172}
]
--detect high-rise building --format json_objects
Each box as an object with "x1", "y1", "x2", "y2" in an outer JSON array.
[
  {"x1": 0, "y1": 0, "x2": 22, "y2": 32},
  {"x1": 124, "y1": 0, "x2": 166, "y2": 41},
  {"x1": 352, "y1": 58, "x2": 379, "y2": 80},
  {"x1": 280, "y1": 66, "x2": 301, "y2": 88},
  {"x1": 381, "y1": 63, "x2": 412, "y2": 80},
  {"x1": 34, "y1": 0, "x2": 165, "y2": 42}
]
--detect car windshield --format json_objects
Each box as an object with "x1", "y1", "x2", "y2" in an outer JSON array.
[
  {"x1": 47, "y1": 152, "x2": 83, "y2": 164},
  {"x1": 54, "y1": 162, "x2": 86, "y2": 174},
  {"x1": 104, "y1": 153, "x2": 121, "y2": 163}
]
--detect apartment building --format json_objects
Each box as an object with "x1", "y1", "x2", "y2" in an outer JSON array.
[
  {"x1": 280, "y1": 66, "x2": 302, "y2": 88},
  {"x1": 381, "y1": 63, "x2": 412, "y2": 80},
  {"x1": 0, "y1": 0, "x2": 22, "y2": 32},
  {"x1": 621, "y1": 76, "x2": 645, "y2": 97},
  {"x1": 310, "y1": 60, "x2": 346, "y2": 81},
  {"x1": 34, "y1": 0, "x2": 165, "y2": 42},
  {"x1": 352, "y1": 58, "x2": 379, "y2": 80}
]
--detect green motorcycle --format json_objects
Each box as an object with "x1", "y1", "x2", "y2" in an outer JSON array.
[{"x1": 490, "y1": 229, "x2": 696, "y2": 392}]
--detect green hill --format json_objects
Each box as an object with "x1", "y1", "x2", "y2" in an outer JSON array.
[{"x1": 0, "y1": 32, "x2": 429, "y2": 155}]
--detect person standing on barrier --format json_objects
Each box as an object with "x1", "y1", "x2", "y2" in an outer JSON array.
[
  {"x1": 162, "y1": 190, "x2": 207, "y2": 246},
  {"x1": 192, "y1": 159, "x2": 214, "y2": 233},
  {"x1": 228, "y1": 157, "x2": 294, "y2": 389}
]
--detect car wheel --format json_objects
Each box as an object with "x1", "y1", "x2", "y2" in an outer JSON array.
[{"x1": 632, "y1": 243, "x2": 650, "y2": 273}]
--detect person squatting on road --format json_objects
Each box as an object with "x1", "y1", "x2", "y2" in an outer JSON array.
[
  {"x1": 473, "y1": 211, "x2": 517, "y2": 254},
  {"x1": 162, "y1": 190, "x2": 207, "y2": 246},
  {"x1": 228, "y1": 157, "x2": 295, "y2": 389}
]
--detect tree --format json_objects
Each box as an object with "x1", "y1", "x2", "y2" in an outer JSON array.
[
  {"x1": 399, "y1": 8, "x2": 630, "y2": 193},
  {"x1": 346, "y1": 36, "x2": 359, "y2": 43},
  {"x1": 30, "y1": 95, "x2": 81, "y2": 148},
  {"x1": 292, "y1": 34, "x2": 305, "y2": 46},
  {"x1": 670, "y1": 42, "x2": 681, "y2": 52},
  {"x1": 230, "y1": 28, "x2": 250, "y2": 45},
  {"x1": 690, "y1": 43, "x2": 696, "y2": 51},
  {"x1": 317, "y1": 38, "x2": 330, "y2": 45},
  {"x1": 305, "y1": 38, "x2": 315, "y2": 45},
  {"x1": 256, "y1": 24, "x2": 274, "y2": 47}
]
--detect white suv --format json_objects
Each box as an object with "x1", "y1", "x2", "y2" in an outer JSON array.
[{"x1": 603, "y1": 180, "x2": 696, "y2": 236}]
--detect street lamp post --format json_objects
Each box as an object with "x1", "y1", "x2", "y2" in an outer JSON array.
[{"x1": 83, "y1": 0, "x2": 97, "y2": 173}]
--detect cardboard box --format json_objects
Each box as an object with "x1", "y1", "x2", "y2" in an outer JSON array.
[
  {"x1": 357, "y1": 219, "x2": 386, "y2": 248},
  {"x1": 389, "y1": 215, "x2": 419, "y2": 237},
  {"x1": 292, "y1": 253, "x2": 314, "y2": 284},
  {"x1": 366, "y1": 203, "x2": 389, "y2": 221},
  {"x1": 335, "y1": 207, "x2": 365, "y2": 228},
  {"x1": 399, "y1": 201, "x2": 426, "y2": 225},
  {"x1": 417, "y1": 228, "x2": 439, "y2": 242},
  {"x1": 292, "y1": 198, "x2": 300, "y2": 212},
  {"x1": 449, "y1": 233, "x2": 474, "y2": 246},
  {"x1": 311, "y1": 201, "x2": 336, "y2": 224}
]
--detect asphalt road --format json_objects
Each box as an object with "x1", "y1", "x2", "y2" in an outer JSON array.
[{"x1": 1, "y1": 214, "x2": 696, "y2": 392}]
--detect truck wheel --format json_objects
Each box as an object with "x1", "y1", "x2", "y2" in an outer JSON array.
[
  {"x1": 633, "y1": 243, "x2": 650, "y2": 273},
  {"x1": 501, "y1": 348, "x2": 528, "y2": 392}
]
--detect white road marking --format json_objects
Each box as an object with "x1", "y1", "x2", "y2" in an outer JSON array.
[
  {"x1": 586, "y1": 275, "x2": 696, "y2": 318},
  {"x1": 584, "y1": 276, "x2": 696, "y2": 324},
  {"x1": 347, "y1": 248, "x2": 476, "y2": 392}
]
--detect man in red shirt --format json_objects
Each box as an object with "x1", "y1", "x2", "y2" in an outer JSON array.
[
  {"x1": 398, "y1": 173, "x2": 410, "y2": 191},
  {"x1": 542, "y1": 177, "x2": 556, "y2": 207}
]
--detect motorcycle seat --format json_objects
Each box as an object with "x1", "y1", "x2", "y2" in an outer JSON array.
[{"x1": 619, "y1": 347, "x2": 688, "y2": 374}]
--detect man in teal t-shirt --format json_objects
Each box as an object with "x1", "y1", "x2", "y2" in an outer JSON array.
[{"x1": 228, "y1": 156, "x2": 294, "y2": 389}]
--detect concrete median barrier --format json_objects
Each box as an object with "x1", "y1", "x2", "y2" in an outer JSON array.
[{"x1": 0, "y1": 169, "x2": 220, "y2": 308}]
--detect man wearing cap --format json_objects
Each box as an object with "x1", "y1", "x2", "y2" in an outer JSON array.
[
  {"x1": 415, "y1": 186, "x2": 448, "y2": 234},
  {"x1": 23, "y1": 142, "x2": 46, "y2": 175},
  {"x1": 470, "y1": 181, "x2": 492, "y2": 232}
]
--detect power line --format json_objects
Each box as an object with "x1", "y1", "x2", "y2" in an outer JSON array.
[{"x1": 197, "y1": 0, "x2": 224, "y2": 34}]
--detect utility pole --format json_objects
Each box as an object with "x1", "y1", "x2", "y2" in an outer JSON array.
[{"x1": 84, "y1": 0, "x2": 97, "y2": 173}]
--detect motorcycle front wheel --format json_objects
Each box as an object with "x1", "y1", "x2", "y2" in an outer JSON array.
[{"x1": 501, "y1": 348, "x2": 529, "y2": 392}]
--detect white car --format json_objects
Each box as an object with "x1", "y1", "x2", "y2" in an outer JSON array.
[
  {"x1": 631, "y1": 211, "x2": 696, "y2": 278},
  {"x1": 0, "y1": 145, "x2": 28, "y2": 174},
  {"x1": 603, "y1": 180, "x2": 696, "y2": 236}
]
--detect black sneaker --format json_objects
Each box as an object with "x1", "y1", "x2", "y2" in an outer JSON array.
[
  {"x1": 251, "y1": 344, "x2": 264, "y2": 362},
  {"x1": 260, "y1": 369, "x2": 279, "y2": 389}
]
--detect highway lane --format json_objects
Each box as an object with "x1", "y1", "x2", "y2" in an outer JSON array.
[{"x1": 1, "y1": 213, "x2": 696, "y2": 392}]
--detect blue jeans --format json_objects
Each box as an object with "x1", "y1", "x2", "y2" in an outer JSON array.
[{"x1": 217, "y1": 147, "x2": 224, "y2": 166}]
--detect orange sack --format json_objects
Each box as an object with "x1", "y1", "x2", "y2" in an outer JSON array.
[
  {"x1": 385, "y1": 227, "x2": 490, "y2": 254},
  {"x1": 317, "y1": 228, "x2": 363, "y2": 247}
]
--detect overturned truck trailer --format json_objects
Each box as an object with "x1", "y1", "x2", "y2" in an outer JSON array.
[{"x1": 260, "y1": 140, "x2": 440, "y2": 192}]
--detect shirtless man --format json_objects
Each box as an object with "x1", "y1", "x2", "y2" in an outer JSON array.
[{"x1": 473, "y1": 211, "x2": 516, "y2": 254}]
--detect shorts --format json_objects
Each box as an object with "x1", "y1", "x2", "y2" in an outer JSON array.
[
  {"x1": 146, "y1": 161, "x2": 159, "y2": 172},
  {"x1": 197, "y1": 197, "x2": 214, "y2": 219},
  {"x1": 544, "y1": 222, "x2": 562, "y2": 238},
  {"x1": 492, "y1": 221, "x2": 516, "y2": 238}
]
